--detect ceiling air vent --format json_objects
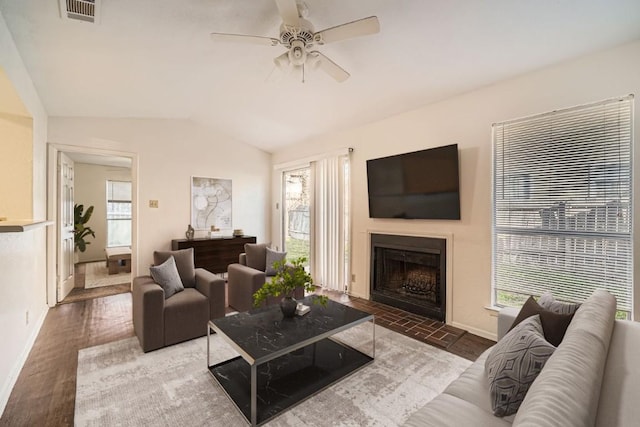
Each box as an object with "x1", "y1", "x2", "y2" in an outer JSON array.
[{"x1": 59, "y1": 0, "x2": 101, "y2": 23}]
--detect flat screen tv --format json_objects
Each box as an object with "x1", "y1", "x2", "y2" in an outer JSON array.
[{"x1": 366, "y1": 144, "x2": 461, "y2": 220}]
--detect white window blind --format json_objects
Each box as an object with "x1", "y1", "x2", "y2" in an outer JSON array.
[
  {"x1": 106, "y1": 180, "x2": 132, "y2": 247},
  {"x1": 492, "y1": 96, "x2": 633, "y2": 314}
]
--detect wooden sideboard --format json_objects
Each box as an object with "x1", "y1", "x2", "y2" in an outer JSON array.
[{"x1": 171, "y1": 236, "x2": 257, "y2": 274}]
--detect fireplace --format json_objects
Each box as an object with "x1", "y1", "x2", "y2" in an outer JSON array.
[{"x1": 370, "y1": 233, "x2": 446, "y2": 321}]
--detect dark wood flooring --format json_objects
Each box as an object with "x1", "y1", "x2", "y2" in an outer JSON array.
[
  {"x1": 0, "y1": 290, "x2": 494, "y2": 426},
  {"x1": 60, "y1": 262, "x2": 130, "y2": 304},
  {"x1": 0, "y1": 293, "x2": 134, "y2": 427}
]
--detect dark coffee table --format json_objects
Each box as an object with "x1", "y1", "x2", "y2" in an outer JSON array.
[{"x1": 207, "y1": 296, "x2": 375, "y2": 426}]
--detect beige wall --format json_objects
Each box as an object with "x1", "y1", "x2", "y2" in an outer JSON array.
[
  {"x1": 0, "y1": 68, "x2": 33, "y2": 219},
  {"x1": 0, "y1": 113, "x2": 32, "y2": 219},
  {"x1": 48, "y1": 118, "x2": 272, "y2": 274},
  {"x1": 272, "y1": 40, "x2": 640, "y2": 340},
  {"x1": 74, "y1": 163, "x2": 132, "y2": 263},
  {"x1": 0, "y1": 11, "x2": 49, "y2": 415}
]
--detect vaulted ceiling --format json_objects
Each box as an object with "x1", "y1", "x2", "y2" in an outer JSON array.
[{"x1": 1, "y1": 0, "x2": 639, "y2": 152}]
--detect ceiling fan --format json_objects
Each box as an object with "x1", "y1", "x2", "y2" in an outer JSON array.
[{"x1": 210, "y1": 0, "x2": 380, "y2": 82}]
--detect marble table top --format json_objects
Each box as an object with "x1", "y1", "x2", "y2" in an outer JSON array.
[{"x1": 210, "y1": 296, "x2": 373, "y2": 364}]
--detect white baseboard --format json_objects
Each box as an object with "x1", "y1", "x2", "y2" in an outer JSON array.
[
  {"x1": 451, "y1": 321, "x2": 497, "y2": 342},
  {"x1": 0, "y1": 307, "x2": 48, "y2": 417}
]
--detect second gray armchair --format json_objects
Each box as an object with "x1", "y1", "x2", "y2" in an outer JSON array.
[{"x1": 227, "y1": 243, "x2": 303, "y2": 312}]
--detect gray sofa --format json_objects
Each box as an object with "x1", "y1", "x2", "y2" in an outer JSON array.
[{"x1": 404, "y1": 290, "x2": 640, "y2": 426}]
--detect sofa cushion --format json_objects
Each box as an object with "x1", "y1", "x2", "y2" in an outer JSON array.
[
  {"x1": 440, "y1": 348, "x2": 516, "y2": 424},
  {"x1": 149, "y1": 256, "x2": 184, "y2": 299},
  {"x1": 509, "y1": 296, "x2": 575, "y2": 346},
  {"x1": 486, "y1": 315, "x2": 555, "y2": 417},
  {"x1": 265, "y1": 247, "x2": 287, "y2": 276},
  {"x1": 596, "y1": 320, "x2": 640, "y2": 427},
  {"x1": 163, "y1": 288, "x2": 209, "y2": 346},
  {"x1": 154, "y1": 248, "x2": 196, "y2": 288},
  {"x1": 403, "y1": 393, "x2": 512, "y2": 427},
  {"x1": 513, "y1": 289, "x2": 616, "y2": 427},
  {"x1": 538, "y1": 292, "x2": 580, "y2": 315},
  {"x1": 245, "y1": 243, "x2": 268, "y2": 272}
]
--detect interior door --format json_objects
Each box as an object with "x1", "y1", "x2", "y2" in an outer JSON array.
[{"x1": 57, "y1": 152, "x2": 75, "y2": 302}]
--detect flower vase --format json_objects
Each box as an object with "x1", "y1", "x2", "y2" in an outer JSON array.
[{"x1": 280, "y1": 296, "x2": 297, "y2": 318}]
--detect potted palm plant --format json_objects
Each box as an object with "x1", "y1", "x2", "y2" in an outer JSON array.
[
  {"x1": 74, "y1": 204, "x2": 96, "y2": 258},
  {"x1": 253, "y1": 256, "x2": 327, "y2": 317}
]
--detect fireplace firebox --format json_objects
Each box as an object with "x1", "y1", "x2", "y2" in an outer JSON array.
[{"x1": 370, "y1": 233, "x2": 446, "y2": 321}]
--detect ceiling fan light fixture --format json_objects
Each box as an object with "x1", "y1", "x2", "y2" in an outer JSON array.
[
  {"x1": 274, "y1": 52, "x2": 290, "y2": 69},
  {"x1": 288, "y1": 40, "x2": 307, "y2": 66}
]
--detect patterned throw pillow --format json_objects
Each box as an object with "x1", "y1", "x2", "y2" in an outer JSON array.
[
  {"x1": 538, "y1": 292, "x2": 581, "y2": 315},
  {"x1": 150, "y1": 256, "x2": 185, "y2": 299},
  {"x1": 265, "y1": 248, "x2": 287, "y2": 276},
  {"x1": 486, "y1": 315, "x2": 556, "y2": 417}
]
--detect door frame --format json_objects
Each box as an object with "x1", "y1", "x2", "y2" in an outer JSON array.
[
  {"x1": 280, "y1": 165, "x2": 314, "y2": 273},
  {"x1": 46, "y1": 143, "x2": 139, "y2": 307}
]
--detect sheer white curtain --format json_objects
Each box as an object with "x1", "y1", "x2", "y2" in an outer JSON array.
[{"x1": 312, "y1": 154, "x2": 350, "y2": 291}]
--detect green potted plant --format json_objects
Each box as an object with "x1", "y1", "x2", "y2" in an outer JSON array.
[
  {"x1": 253, "y1": 256, "x2": 327, "y2": 317},
  {"x1": 74, "y1": 204, "x2": 96, "y2": 254}
]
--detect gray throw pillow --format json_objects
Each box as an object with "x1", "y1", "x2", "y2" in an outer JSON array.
[
  {"x1": 154, "y1": 248, "x2": 196, "y2": 288},
  {"x1": 245, "y1": 243, "x2": 268, "y2": 272},
  {"x1": 265, "y1": 248, "x2": 287, "y2": 276},
  {"x1": 485, "y1": 315, "x2": 555, "y2": 417},
  {"x1": 538, "y1": 292, "x2": 581, "y2": 315},
  {"x1": 149, "y1": 256, "x2": 184, "y2": 299}
]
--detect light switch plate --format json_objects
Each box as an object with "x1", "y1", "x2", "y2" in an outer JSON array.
[{"x1": 149, "y1": 200, "x2": 159, "y2": 208}]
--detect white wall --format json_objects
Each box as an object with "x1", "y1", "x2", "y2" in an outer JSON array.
[
  {"x1": 48, "y1": 118, "x2": 272, "y2": 274},
  {"x1": 272, "y1": 40, "x2": 640, "y2": 340},
  {"x1": 0, "y1": 11, "x2": 49, "y2": 416},
  {"x1": 74, "y1": 163, "x2": 132, "y2": 263}
]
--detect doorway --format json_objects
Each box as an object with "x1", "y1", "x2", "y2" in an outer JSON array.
[{"x1": 46, "y1": 144, "x2": 138, "y2": 307}]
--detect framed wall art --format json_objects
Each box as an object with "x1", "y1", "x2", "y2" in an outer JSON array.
[{"x1": 190, "y1": 176, "x2": 232, "y2": 231}]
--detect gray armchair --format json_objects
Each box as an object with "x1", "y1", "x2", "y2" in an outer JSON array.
[
  {"x1": 132, "y1": 248, "x2": 226, "y2": 352},
  {"x1": 227, "y1": 243, "x2": 303, "y2": 312}
]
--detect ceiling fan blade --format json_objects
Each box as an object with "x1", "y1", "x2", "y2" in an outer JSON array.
[
  {"x1": 210, "y1": 32, "x2": 280, "y2": 46},
  {"x1": 274, "y1": 0, "x2": 300, "y2": 27},
  {"x1": 312, "y1": 52, "x2": 350, "y2": 83},
  {"x1": 315, "y1": 16, "x2": 380, "y2": 45}
]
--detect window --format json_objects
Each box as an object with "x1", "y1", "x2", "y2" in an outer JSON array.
[
  {"x1": 280, "y1": 151, "x2": 351, "y2": 291},
  {"x1": 282, "y1": 167, "x2": 311, "y2": 267},
  {"x1": 492, "y1": 96, "x2": 633, "y2": 316},
  {"x1": 106, "y1": 180, "x2": 132, "y2": 247}
]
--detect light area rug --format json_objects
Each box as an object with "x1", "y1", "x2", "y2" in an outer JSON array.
[
  {"x1": 75, "y1": 323, "x2": 471, "y2": 426},
  {"x1": 85, "y1": 261, "x2": 131, "y2": 288}
]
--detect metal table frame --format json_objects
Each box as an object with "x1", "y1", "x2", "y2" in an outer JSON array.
[{"x1": 207, "y1": 310, "x2": 375, "y2": 426}]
